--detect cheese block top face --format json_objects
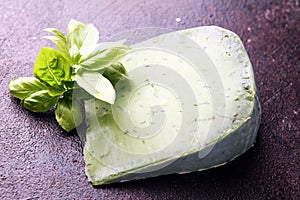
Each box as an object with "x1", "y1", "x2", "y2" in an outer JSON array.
[{"x1": 81, "y1": 26, "x2": 261, "y2": 185}]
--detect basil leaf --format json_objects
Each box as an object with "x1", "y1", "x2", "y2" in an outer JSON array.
[
  {"x1": 33, "y1": 47, "x2": 71, "y2": 87},
  {"x1": 79, "y1": 41, "x2": 131, "y2": 71},
  {"x1": 21, "y1": 90, "x2": 59, "y2": 112},
  {"x1": 67, "y1": 20, "x2": 99, "y2": 60},
  {"x1": 8, "y1": 77, "x2": 48, "y2": 99},
  {"x1": 42, "y1": 28, "x2": 71, "y2": 61},
  {"x1": 75, "y1": 72, "x2": 116, "y2": 104},
  {"x1": 43, "y1": 28, "x2": 66, "y2": 40},
  {"x1": 103, "y1": 62, "x2": 129, "y2": 86},
  {"x1": 68, "y1": 19, "x2": 84, "y2": 34},
  {"x1": 55, "y1": 97, "x2": 82, "y2": 132}
]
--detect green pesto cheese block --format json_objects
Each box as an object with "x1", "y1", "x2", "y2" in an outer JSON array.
[{"x1": 83, "y1": 26, "x2": 261, "y2": 185}]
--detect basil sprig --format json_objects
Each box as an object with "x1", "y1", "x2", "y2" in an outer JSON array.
[{"x1": 8, "y1": 19, "x2": 130, "y2": 132}]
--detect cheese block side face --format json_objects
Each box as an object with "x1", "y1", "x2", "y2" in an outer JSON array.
[{"x1": 83, "y1": 26, "x2": 261, "y2": 185}]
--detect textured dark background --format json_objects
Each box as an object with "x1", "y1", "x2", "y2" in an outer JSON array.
[{"x1": 1, "y1": 0, "x2": 299, "y2": 199}]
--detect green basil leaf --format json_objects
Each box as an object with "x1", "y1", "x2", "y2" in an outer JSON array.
[
  {"x1": 8, "y1": 77, "x2": 48, "y2": 99},
  {"x1": 75, "y1": 72, "x2": 116, "y2": 104},
  {"x1": 79, "y1": 41, "x2": 131, "y2": 71},
  {"x1": 21, "y1": 90, "x2": 59, "y2": 112},
  {"x1": 68, "y1": 19, "x2": 84, "y2": 34},
  {"x1": 103, "y1": 62, "x2": 129, "y2": 86},
  {"x1": 33, "y1": 47, "x2": 71, "y2": 87},
  {"x1": 67, "y1": 20, "x2": 99, "y2": 60},
  {"x1": 55, "y1": 97, "x2": 82, "y2": 132},
  {"x1": 43, "y1": 28, "x2": 66, "y2": 40},
  {"x1": 42, "y1": 28, "x2": 71, "y2": 61}
]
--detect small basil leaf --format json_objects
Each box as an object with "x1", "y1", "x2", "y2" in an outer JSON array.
[
  {"x1": 42, "y1": 28, "x2": 71, "y2": 61},
  {"x1": 75, "y1": 72, "x2": 116, "y2": 104},
  {"x1": 43, "y1": 28, "x2": 66, "y2": 40},
  {"x1": 8, "y1": 77, "x2": 48, "y2": 99},
  {"x1": 42, "y1": 35, "x2": 70, "y2": 58},
  {"x1": 103, "y1": 62, "x2": 129, "y2": 86},
  {"x1": 21, "y1": 90, "x2": 59, "y2": 112},
  {"x1": 79, "y1": 41, "x2": 131, "y2": 71},
  {"x1": 67, "y1": 20, "x2": 99, "y2": 60},
  {"x1": 33, "y1": 47, "x2": 71, "y2": 87},
  {"x1": 68, "y1": 19, "x2": 84, "y2": 34},
  {"x1": 55, "y1": 97, "x2": 82, "y2": 132}
]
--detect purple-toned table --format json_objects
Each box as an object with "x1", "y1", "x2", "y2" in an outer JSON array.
[{"x1": 0, "y1": 0, "x2": 299, "y2": 199}]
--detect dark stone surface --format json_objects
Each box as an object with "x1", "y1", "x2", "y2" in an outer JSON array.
[{"x1": 0, "y1": 0, "x2": 299, "y2": 199}]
